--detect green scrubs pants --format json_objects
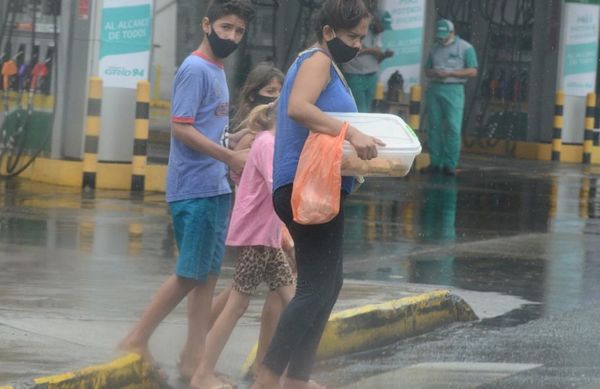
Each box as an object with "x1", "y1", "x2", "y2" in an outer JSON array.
[
  {"x1": 425, "y1": 83, "x2": 465, "y2": 169},
  {"x1": 345, "y1": 72, "x2": 378, "y2": 113}
]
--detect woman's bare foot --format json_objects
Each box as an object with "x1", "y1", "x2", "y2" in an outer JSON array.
[
  {"x1": 189, "y1": 373, "x2": 232, "y2": 389},
  {"x1": 251, "y1": 367, "x2": 282, "y2": 389},
  {"x1": 283, "y1": 378, "x2": 326, "y2": 389}
]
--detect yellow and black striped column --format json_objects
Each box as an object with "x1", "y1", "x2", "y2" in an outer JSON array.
[
  {"x1": 552, "y1": 91, "x2": 564, "y2": 162},
  {"x1": 409, "y1": 85, "x2": 422, "y2": 131},
  {"x1": 583, "y1": 92, "x2": 596, "y2": 164},
  {"x1": 131, "y1": 80, "x2": 150, "y2": 192},
  {"x1": 82, "y1": 77, "x2": 103, "y2": 190},
  {"x1": 579, "y1": 177, "x2": 590, "y2": 219}
]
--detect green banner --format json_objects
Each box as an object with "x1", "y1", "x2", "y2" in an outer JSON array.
[
  {"x1": 99, "y1": 1, "x2": 153, "y2": 89},
  {"x1": 100, "y1": 5, "x2": 152, "y2": 58}
]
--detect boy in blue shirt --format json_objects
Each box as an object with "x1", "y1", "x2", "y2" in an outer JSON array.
[{"x1": 118, "y1": 0, "x2": 254, "y2": 382}]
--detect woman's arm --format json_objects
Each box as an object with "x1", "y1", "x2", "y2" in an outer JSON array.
[{"x1": 287, "y1": 51, "x2": 384, "y2": 160}]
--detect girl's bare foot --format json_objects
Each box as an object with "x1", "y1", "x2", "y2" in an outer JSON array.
[
  {"x1": 177, "y1": 351, "x2": 198, "y2": 381},
  {"x1": 308, "y1": 380, "x2": 326, "y2": 389}
]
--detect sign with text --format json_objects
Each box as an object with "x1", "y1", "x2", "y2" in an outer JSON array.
[
  {"x1": 562, "y1": 1, "x2": 599, "y2": 96},
  {"x1": 379, "y1": 0, "x2": 426, "y2": 92},
  {"x1": 99, "y1": 0, "x2": 153, "y2": 89}
]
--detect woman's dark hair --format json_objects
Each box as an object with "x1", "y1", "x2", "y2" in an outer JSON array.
[
  {"x1": 230, "y1": 62, "x2": 284, "y2": 132},
  {"x1": 313, "y1": 0, "x2": 371, "y2": 41},
  {"x1": 206, "y1": 0, "x2": 255, "y2": 24}
]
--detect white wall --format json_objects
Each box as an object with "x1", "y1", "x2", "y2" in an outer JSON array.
[{"x1": 152, "y1": 0, "x2": 177, "y2": 100}]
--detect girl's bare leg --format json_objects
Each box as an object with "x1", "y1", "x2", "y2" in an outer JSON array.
[{"x1": 190, "y1": 289, "x2": 250, "y2": 388}]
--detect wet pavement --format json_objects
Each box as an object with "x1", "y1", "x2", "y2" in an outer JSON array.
[{"x1": 1, "y1": 154, "x2": 600, "y2": 388}]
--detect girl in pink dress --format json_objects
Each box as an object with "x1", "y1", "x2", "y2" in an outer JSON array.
[{"x1": 190, "y1": 103, "x2": 295, "y2": 389}]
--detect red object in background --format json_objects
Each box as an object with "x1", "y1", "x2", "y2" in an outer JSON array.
[
  {"x1": 79, "y1": 0, "x2": 90, "y2": 20},
  {"x1": 31, "y1": 63, "x2": 49, "y2": 90}
]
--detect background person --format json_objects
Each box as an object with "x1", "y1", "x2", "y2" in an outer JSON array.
[
  {"x1": 421, "y1": 18, "x2": 478, "y2": 176},
  {"x1": 341, "y1": 0, "x2": 393, "y2": 113}
]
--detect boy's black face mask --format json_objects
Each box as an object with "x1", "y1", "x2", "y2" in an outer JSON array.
[
  {"x1": 327, "y1": 30, "x2": 359, "y2": 64},
  {"x1": 207, "y1": 25, "x2": 238, "y2": 58}
]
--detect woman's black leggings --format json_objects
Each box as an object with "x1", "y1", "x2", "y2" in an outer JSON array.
[{"x1": 262, "y1": 184, "x2": 345, "y2": 381}]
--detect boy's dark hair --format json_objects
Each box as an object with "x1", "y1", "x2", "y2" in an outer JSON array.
[
  {"x1": 314, "y1": 0, "x2": 370, "y2": 41},
  {"x1": 206, "y1": 0, "x2": 255, "y2": 25}
]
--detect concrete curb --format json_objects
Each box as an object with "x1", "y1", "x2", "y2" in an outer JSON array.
[
  {"x1": 3, "y1": 353, "x2": 163, "y2": 389},
  {"x1": 241, "y1": 290, "x2": 477, "y2": 377}
]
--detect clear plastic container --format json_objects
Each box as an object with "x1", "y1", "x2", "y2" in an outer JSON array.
[{"x1": 329, "y1": 112, "x2": 422, "y2": 177}]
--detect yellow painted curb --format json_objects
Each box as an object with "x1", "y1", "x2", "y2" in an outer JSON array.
[
  {"x1": 241, "y1": 290, "x2": 477, "y2": 377},
  {"x1": 6, "y1": 353, "x2": 163, "y2": 389},
  {"x1": 3, "y1": 157, "x2": 167, "y2": 192},
  {"x1": 462, "y1": 137, "x2": 600, "y2": 164}
]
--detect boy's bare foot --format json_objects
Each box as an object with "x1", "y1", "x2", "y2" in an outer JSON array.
[
  {"x1": 118, "y1": 336, "x2": 153, "y2": 364},
  {"x1": 118, "y1": 337, "x2": 169, "y2": 381},
  {"x1": 189, "y1": 373, "x2": 232, "y2": 389}
]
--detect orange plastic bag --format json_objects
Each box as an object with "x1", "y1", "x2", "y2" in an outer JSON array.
[{"x1": 291, "y1": 123, "x2": 348, "y2": 225}]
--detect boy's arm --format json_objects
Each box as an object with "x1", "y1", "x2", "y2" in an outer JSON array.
[
  {"x1": 171, "y1": 122, "x2": 247, "y2": 174},
  {"x1": 171, "y1": 65, "x2": 247, "y2": 173}
]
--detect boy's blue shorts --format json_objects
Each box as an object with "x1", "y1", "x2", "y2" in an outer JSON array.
[{"x1": 169, "y1": 194, "x2": 232, "y2": 281}]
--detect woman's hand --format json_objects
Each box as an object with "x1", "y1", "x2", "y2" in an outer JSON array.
[{"x1": 346, "y1": 125, "x2": 386, "y2": 160}]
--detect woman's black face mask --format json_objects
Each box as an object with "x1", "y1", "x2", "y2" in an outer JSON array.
[{"x1": 327, "y1": 30, "x2": 360, "y2": 64}]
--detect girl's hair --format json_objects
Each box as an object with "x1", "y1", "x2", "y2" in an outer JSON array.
[
  {"x1": 313, "y1": 0, "x2": 370, "y2": 41},
  {"x1": 243, "y1": 103, "x2": 276, "y2": 133},
  {"x1": 230, "y1": 62, "x2": 284, "y2": 132},
  {"x1": 206, "y1": 0, "x2": 255, "y2": 24}
]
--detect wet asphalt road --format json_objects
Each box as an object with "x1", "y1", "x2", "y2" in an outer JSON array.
[{"x1": 1, "y1": 154, "x2": 600, "y2": 388}]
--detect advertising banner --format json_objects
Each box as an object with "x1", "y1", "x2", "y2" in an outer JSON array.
[
  {"x1": 99, "y1": 0, "x2": 153, "y2": 89},
  {"x1": 562, "y1": 1, "x2": 599, "y2": 96},
  {"x1": 379, "y1": 0, "x2": 426, "y2": 92}
]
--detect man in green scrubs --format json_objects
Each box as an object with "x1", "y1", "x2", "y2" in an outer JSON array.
[{"x1": 422, "y1": 19, "x2": 478, "y2": 176}]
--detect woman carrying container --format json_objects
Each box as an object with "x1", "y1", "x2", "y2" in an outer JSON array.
[{"x1": 252, "y1": 1, "x2": 383, "y2": 388}]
